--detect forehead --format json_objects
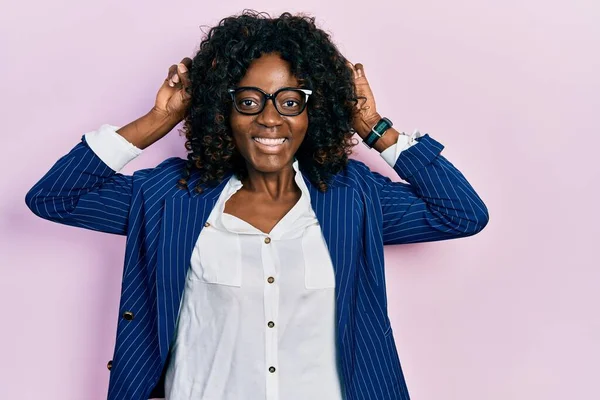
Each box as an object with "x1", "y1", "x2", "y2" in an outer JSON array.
[{"x1": 237, "y1": 53, "x2": 299, "y2": 91}]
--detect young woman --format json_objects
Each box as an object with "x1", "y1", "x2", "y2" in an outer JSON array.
[{"x1": 25, "y1": 10, "x2": 488, "y2": 400}]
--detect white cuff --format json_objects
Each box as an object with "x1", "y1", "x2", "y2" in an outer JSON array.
[
  {"x1": 380, "y1": 129, "x2": 422, "y2": 167},
  {"x1": 84, "y1": 124, "x2": 143, "y2": 172}
]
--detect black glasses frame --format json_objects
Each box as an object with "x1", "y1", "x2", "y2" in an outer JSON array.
[{"x1": 227, "y1": 86, "x2": 313, "y2": 116}]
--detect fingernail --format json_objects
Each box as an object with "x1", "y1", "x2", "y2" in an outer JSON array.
[
  {"x1": 172, "y1": 74, "x2": 179, "y2": 83},
  {"x1": 355, "y1": 63, "x2": 364, "y2": 76},
  {"x1": 177, "y1": 63, "x2": 187, "y2": 73}
]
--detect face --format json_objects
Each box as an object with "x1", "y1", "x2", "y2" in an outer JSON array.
[{"x1": 229, "y1": 53, "x2": 309, "y2": 174}]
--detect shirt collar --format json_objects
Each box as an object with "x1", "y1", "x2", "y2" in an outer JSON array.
[{"x1": 211, "y1": 160, "x2": 317, "y2": 238}]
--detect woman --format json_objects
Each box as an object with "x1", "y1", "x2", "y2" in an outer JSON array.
[{"x1": 25, "y1": 10, "x2": 488, "y2": 400}]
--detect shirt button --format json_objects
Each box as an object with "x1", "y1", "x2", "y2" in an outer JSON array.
[
  {"x1": 122, "y1": 311, "x2": 134, "y2": 321},
  {"x1": 267, "y1": 276, "x2": 275, "y2": 284},
  {"x1": 264, "y1": 237, "x2": 271, "y2": 244},
  {"x1": 269, "y1": 366, "x2": 276, "y2": 373},
  {"x1": 204, "y1": 222, "x2": 210, "y2": 227},
  {"x1": 267, "y1": 321, "x2": 275, "y2": 328}
]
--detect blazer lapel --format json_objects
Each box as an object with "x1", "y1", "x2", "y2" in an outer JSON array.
[
  {"x1": 303, "y1": 174, "x2": 358, "y2": 350},
  {"x1": 155, "y1": 175, "x2": 230, "y2": 363}
]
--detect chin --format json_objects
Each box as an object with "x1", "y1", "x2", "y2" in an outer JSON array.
[{"x1": 246, "y1": 153, "x2": 294, "y2": 174}]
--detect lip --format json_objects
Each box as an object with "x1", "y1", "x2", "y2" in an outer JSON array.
[{"x1": 252, "y1": 136, "x2": 289, "y2": 154}]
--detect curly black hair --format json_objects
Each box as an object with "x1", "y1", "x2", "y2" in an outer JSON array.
[{"x1": 178, "y1": 10, "x2": 359, "y2": 193}]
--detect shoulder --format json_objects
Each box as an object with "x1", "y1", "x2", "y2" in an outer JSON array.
[
  {"x1": 134, "y1": 156, "x2": 188, "y2": 194},
  {"x1": 134, "y1": 157, "x2": 187, "y2": 178},
  {"x1": 346, "y1": 158, "x2": 371, "y2": 175},
  {"x1": 337, "y1": 158, "x2": 386, "y2": 190},
  {"x1": 155, "y1": 156, "x2": 188, "y2": 171}
]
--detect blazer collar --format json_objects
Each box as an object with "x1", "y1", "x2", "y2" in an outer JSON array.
[{"x1": 184, "y1": 170, "x2": 233, "y2": 199}]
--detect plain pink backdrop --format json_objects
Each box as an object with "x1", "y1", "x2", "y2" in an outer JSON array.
[{"x1": 1, "y1": 1, "x2": 599, "y2": 399}]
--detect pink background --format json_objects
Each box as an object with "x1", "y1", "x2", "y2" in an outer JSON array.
[{"x1": 2, "y1": 1, "x2": 599, "y2": 399}]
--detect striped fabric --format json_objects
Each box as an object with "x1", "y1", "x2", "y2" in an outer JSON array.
[{"x1": 25, "y1": 133, "x2": 488, "y2": 400}]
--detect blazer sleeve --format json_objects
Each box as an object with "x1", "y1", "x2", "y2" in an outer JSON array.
[
  {"x1": 24, "y1": 135, "x2": 153, "y2": 235},
  {"x1": 373, "y1": 134, "x2": 489, "y2": 245}
]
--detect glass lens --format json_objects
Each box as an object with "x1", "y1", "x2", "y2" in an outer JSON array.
[
  {"x1": 232, "y1": 88, "x2": 265, "y2": 113},
  {"x1": 274, "y1": 90, "x2": 306, "y2": 115}
]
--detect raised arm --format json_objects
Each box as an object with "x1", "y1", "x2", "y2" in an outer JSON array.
[
  {"x1": 346, "y1": 61, "x2": 489, "y2": 245},
  {"x1": 373, "y1": 134, "x2": 489, "y2": 244},
  {"x1": 25, "y1": 132, "x2": 142, "y2": 235},
  {"x1": 25, "y1": 58, "x2": 193, "y2": 235}
]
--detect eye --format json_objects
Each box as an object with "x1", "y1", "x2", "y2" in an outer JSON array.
[
  {"x1": 283, "y1": 100, "x2": 299, "y2": 108},
  {"x1": 236, "y1": 98, "x2": 261, "y2": 110},
  {"x1": 276, "y1": 90, "x2": 305, "y2": 111}
]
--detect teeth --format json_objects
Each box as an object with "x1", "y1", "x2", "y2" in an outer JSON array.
[{"x1": 254, "y1": 137, "x2": 286, "y2": 146}]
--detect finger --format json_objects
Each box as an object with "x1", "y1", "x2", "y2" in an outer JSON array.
[
  {"x1": 180, "y1": 57, "x2": 193, "y2": 71},
  {"x1": 354, "y1": 63, "x2": 365, "y2": 78},
  {"x1": 176, "y1": 62, "x2": 190, "y2": 88},
  {"x1": 346, "y1": 60, "x2": 358, "y2": 80},
  {"x1": 165, "y1": 64, "x2": 177, "y2": 87}
]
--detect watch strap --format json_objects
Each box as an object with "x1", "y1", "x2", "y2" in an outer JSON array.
[{"x1": 363, "y1": 117, "x2": 393, "y2": 148}]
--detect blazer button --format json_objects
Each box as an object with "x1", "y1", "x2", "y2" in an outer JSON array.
[
  {"x1": 267, "y1": 276, "x2": 275, "y2": 284},
  {"x1": 268, "y1": 366, "x2": 276, "y2": 373},
  {"x1": 122, "y1": 311, "x2": 134, "y2": 321},
  {"x1": 107, "y1": 360, "x2": 113, "y2": 370},
  {"x1": 267, "y1": 321, "x2": 275, "y2": 328}
]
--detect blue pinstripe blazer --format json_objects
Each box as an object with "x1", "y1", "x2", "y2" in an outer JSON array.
[{"x1": 25, "y1": 133, "x2": 488, "y2": 400}]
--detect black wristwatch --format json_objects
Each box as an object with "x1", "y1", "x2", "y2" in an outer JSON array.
[{"x1": 363, "y1": 117, "x2": 393, "y2": 148}]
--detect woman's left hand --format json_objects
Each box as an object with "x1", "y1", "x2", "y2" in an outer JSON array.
[{"x1": 347, "y1": 61, "x2": 382, "y2": 138}]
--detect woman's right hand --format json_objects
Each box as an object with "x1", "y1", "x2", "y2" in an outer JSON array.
[
  {"x1": 151, "y1": 57, "x2": 193, "y2": 124},
  {"x1": 116, "y1": 57, "x2": 193, "y2": 149}
]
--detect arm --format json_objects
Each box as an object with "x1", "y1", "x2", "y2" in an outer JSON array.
[
  {"x1": 346, "y1": 61, "x2": 488, "y2": 245},
  {"x1": 25, "y1": 146, "x2": 136, "y2": 235},
  {"x1": 25, "y1": 58, "x2": 193, "y2": 235},
  {"x1": 25, "y1": 123, "x2": 150, "y2": 235},
  {"x1": 374, "y1": 134, "x2": 489, "y2": 245}
]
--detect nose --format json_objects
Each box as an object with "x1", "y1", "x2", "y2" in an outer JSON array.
[{"x1": 255, "y1": 99, "x2": 284, "y2": 127}]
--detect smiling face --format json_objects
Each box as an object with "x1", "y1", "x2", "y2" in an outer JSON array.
[{"x1": 230, "y1": 53, "x2": 309, "y2": 175}]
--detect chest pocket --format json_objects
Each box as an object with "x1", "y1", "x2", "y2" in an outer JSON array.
[
  {"x1": 302, "y1": 224, "x2": 336, "y2": 289},
  {"x1": 190, "y1": 225, "x2": 242, "y2": 287}
]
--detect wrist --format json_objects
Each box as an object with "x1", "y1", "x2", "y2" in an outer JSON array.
[
  {"x1": 354, "y1": 112, "x2": 383, "y2": 138},
  {"x1": 357, "y1": 113, "x2": 399, "y2": 153},
  {"x1": 140, "y1": 110, "x2": 180, "y2": 146},
  {"x1": 117, "y1": 110, "x2": 179, "y2": 150},
  {"x1": 372, "y1": 127, "x2": 399, "y2": 153},
  {"x1": 148, "y1": 107, "x2": 182, "y2": 128}
]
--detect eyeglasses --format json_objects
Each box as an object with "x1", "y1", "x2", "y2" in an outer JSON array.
[{"x1": 228, "y1": 86, "x2": 313, "y2": 116}]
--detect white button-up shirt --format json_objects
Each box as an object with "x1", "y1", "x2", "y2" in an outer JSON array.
[
  {"x1": 164, "y1": 160, "x2": 345, "y2": 400},
  {"x1": 83, "y1": 124, "x2": 420, "y2": 400}
]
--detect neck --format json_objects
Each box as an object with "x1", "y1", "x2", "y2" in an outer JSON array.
[{"x1": 242, "y1": 162, "x2": 299, "y2": 200}]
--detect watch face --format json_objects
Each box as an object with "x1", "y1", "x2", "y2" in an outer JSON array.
[{"x1": 373, "y1": 119, "x2": 390, "y2": 133}]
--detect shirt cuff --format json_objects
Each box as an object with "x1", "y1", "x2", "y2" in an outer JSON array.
[
  {"x1": 83, "y1": 124, "x2": 143, "y2": 172},
  {"x1": 380, "y1": 129, "x2": 422, "y2": 167}
]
